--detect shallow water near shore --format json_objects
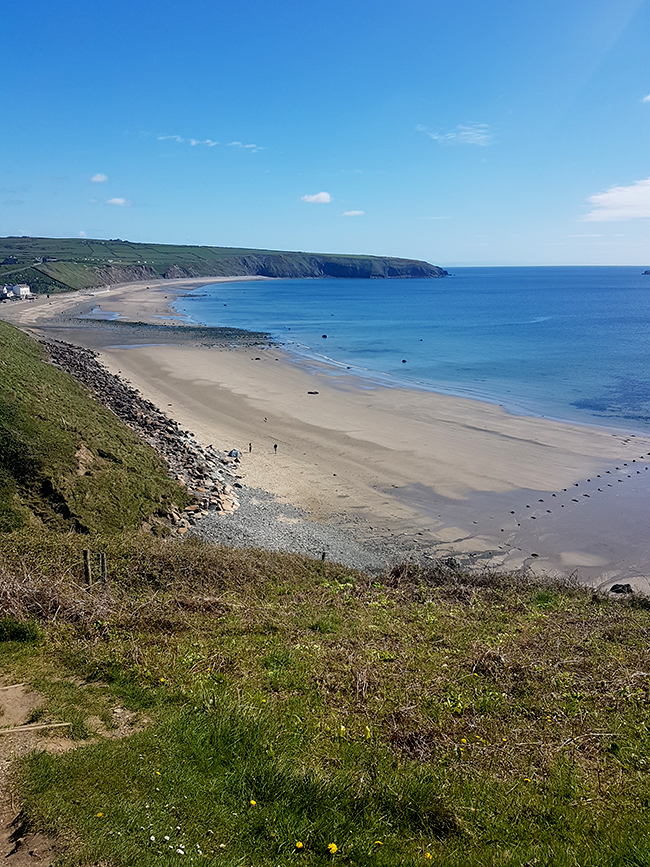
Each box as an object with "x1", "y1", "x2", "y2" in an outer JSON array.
[{"x1": 174, "y1": 266, "x2": 650, "y2": 433}]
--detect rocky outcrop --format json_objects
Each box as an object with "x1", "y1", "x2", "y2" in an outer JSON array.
[{"x1": 43, "y1": 340, "x2": 246, "y2": 534}]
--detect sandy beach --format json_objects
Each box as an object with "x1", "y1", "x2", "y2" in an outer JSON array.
[{"x1": 3, "y1": 278, "x2": 650, "y2": 591}]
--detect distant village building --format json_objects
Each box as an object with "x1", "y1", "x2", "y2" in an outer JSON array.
[{"x1": 1, "y1": 284, "x2": 32, "y2": 300}]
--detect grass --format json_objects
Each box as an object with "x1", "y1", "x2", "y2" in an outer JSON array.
[
  {"x1": 1, "y1": 532, "x2": 650, "y2": 865},
  {"x1": 0, "y1": 320, "x2": 188, "y2": 532},
  {"x1": 0, "y1": 236, "x2": 443, "y2": 293}
]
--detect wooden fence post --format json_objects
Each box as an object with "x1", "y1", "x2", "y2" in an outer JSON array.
[{"x1": 83, "y1": 549, "x2": 92, "y2": 585}]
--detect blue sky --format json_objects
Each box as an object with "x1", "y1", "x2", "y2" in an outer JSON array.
[{"x1": 2, "y1": 0, "x2": 650, "y2": 266}]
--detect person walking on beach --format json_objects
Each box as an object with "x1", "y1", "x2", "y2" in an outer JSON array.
[
  {"x1": 249, "y1": 442, "x2": 252, "y2": 453},
  {"x1": 274, "y1": 443, "x2": 278, "y2": 454}
]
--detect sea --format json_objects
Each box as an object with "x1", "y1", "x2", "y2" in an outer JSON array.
[{"x1": 172, "y1": 266, "x2": 650, "y2": 434}]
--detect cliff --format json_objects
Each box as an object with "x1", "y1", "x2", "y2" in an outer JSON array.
[{"x1": 0, "y1": 237, "x2": 447, "y2": 294}]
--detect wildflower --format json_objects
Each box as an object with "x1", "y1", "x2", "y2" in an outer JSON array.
[
  {"x1": 425, "y1": 853, "x2": 433, "y2": 860},
  {"x1": 96, "y1": 812, "x2": 103, "y2": 818},
  {"x1": 460, "y1": 738, "x2": 467, "y2": 743},
  {"x1": 150, "y1": 836, "x2": 156, "y2": 842},
  {"x1": 176, "y1": 848, "x2": 185, "y2": 855},
  {"x1": 160, "y1": 678, "x2": 165, "y2": 683},
  {"x1": 295, "y1": 841, "x2": 304, "y2": 850},
  {"x1": 156, "y1": 771, "x2": 161, "y2": 776},
  {"x1": 374, "y1": 840, "x2": 383, "y2": 846},
  {"x1": 327, "y1": 843, "x2": 338, "y2": 855},
  {"x1": 165, "y1": 836, "x2": 170, "y2": 841},
  {"x1": 250, "y1": 800, "x2": 257, "y2": 807},
  {"x1": 524, "y1": 778, "x2": 531, "y2": 782}
]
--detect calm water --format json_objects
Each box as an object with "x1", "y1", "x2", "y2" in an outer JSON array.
[{"x1": 173, "y1": 266, "x2": 650, "y2": 432}]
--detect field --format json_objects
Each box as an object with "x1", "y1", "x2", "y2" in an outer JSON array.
[{"x1": 1, "y1": 533, "x2": 650, "y2": 866}]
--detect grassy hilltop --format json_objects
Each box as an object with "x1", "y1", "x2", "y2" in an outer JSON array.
[
  {"x1": 1, "y1": 323, "x2": 650, "y2": 866},
  {"x1": 0, "y1": 237, "x2": 447, "y2": 294}
]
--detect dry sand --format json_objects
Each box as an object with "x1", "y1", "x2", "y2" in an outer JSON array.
[{"x1": 3, "y1": 278, "x2": 650, "y2": 591}]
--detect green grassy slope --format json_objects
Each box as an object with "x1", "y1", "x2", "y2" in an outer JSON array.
[
  {"x1": 1, "y1": 536, "x2": 650, "y2": 866},
  {"x1": 0, "y1": 320, "x2": 188, "y2": 532},
  {"x1": 0, "y1": 236, "x2": 447, "y2": 293}
]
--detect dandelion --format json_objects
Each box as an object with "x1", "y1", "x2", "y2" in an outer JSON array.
[
  {"x1": 249, "y1": 800, "x2": 257, "y2": 807},
  {"x1": 524, "y1": 777, "x2": 531, "y2": 782},
  {"x1": 156, "y1": 771, "x2": 161, "y2": 776},
  {"x1": 96, "y1": 812, "x2": 103, "y2": 818},
  {"x1": 460, "y1": 738, "x2": 467, "y2": 743},
  {"x1": 295, "y1": 841, "x2": 304, "y2": 850},
  {"x1": 327, "y1": 843, "x2": 338, "y2": 855},
  {"x1": 425, "y1": 854, "x2": 433, "y2": 860},
  {"x1": 374, "y1": 840, "x2": 383, "y2": 846}
]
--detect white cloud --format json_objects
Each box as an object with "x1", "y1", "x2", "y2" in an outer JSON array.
[
  {"x1": 417, "y1": 122, "x2": 492, "y2": 146},
  {"x1": 158, "y1": 134, "x2": 185, "y2": 143},
  {"x1": 91, "y1": 173, "x2": 108, "y2": 183},
  {"x1": 301, "y1": 192, "x2": 331, "y2": 203},
  {"x1": 78, "y1": 230, "x2": 87, "y2": 237},
  {"x1": 582, "y1": 177, "x2": 650, "y2": 221},
  {"x1": 106, "y1": 197, "x2": 131, "y2": 207},
  {"x1": 190, "y1": 138, "x2": 219, "y2": 147},
  {"x1": 228, "y1": 141, "x2": 264, "y2": 153},
  {"x1": 643, "y1": 93, "x2": 650, "y2": 102},
  {"x1": 342, "y1": 210, "x2": 365, "y2": 216}
]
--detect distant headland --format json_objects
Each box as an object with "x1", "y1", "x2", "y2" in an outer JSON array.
[{"x1": 0, "y1": 236, "x2": 447, "y2": 294}]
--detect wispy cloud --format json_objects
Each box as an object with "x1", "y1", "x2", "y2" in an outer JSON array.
[
  {"x1": 228, "y1": 141, "x2": 264, "y2": 153},
  {"x1": 342, "y1": 210, "x2": 364, "y2": 216},
  {"x1": 417, "y1": 122, "x2": 492, "y2": 146},
  {"x1": 643, "y1": 93, "x2": 650, "y2": 102},
  {"x1": 301, "y1": 192, "x2": 332, "y2": 203},
  {"x1": 158, "y1": 134, "x2": 185, "y2": 143},
  {"x1": 190, "y1": 138, "x2": 219, "y2": 147},
  {"x1": 582, "y1": 177, "x2": 650, "y2": 221},
  {"x1": 106, "y1": 197, "x2": 131, "y2": 207},
  {"x1": 91, "y1": 173, "x2": 108, "y2": 183},
  {"x1": 78, "y1": 230, "x2": 87, "y2": 237}
]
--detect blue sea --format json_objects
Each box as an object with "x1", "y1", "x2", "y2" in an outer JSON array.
[{"x1": 173, "y1": 266, "x2": 650, "y2": 433}]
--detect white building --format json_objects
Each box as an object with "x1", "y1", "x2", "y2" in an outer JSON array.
[{"x1": 10, "y1": 284, "x2": 31, "y2": 298}]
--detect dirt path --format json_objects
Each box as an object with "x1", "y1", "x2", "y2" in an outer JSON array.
[{"x1": 0, "y1": 682, "x2": 70, "y2": 865}]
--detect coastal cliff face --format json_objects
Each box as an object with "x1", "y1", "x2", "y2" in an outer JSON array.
[{"x1": 0, "y1": 237, "x2": 447, "y2": 293}]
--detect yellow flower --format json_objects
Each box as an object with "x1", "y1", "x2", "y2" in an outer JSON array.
[
  {"x1": 156, "y1": 771, "x2": 161, "y2": 776},
  {"x1": 249, "y1": 800, "x2": 257, "y2": 807},
  {"x1": 425, "y1": 854, "x2": 433, "y2": 860},
  {"x1": 160, "y1": 678, "x2": 165, "y2": 683},
  {"x1": 460, "y1": 738, "x2": 467, "y2": 743},
  {"x1": 327, "y1": 843, "x2": 338, "y2": 855},
  {"x1": 364, "y1": 725, "x2": 371, "y2": 740},
  {"x1": 374, "y1": 840, "x2": 383, "y2": 846},
  {"x1": 96, "y1": 812, "x2": 103, "y2": 818},
  {"x1": 295, "y1": 841, "x2": 304, "y2": 850},
  {"x1": 524, "y1": 778, "x2": 531, "y2": 783}
]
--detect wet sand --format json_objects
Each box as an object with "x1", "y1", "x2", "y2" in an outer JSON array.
[{"x1": 3, "y1": 278, "x2": 650, "y2": 591}]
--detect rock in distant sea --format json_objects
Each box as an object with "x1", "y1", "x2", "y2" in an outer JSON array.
[{"x1": 643, "y1": 270, "x2": 650, "y2": 275}]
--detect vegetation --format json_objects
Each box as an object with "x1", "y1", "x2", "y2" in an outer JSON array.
[
  {"x1": 1, "y1": 308, "x2": 648, "y2": 865},
  {"x1": 0, "y1": 237, "x2": 446, "y2": 294},
  {"x1": 1, "y1": 533, "x2": 649, "y2": 866},
  {"x1": 0, "y1": 320, "x2": 188, "y2": 532}
]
